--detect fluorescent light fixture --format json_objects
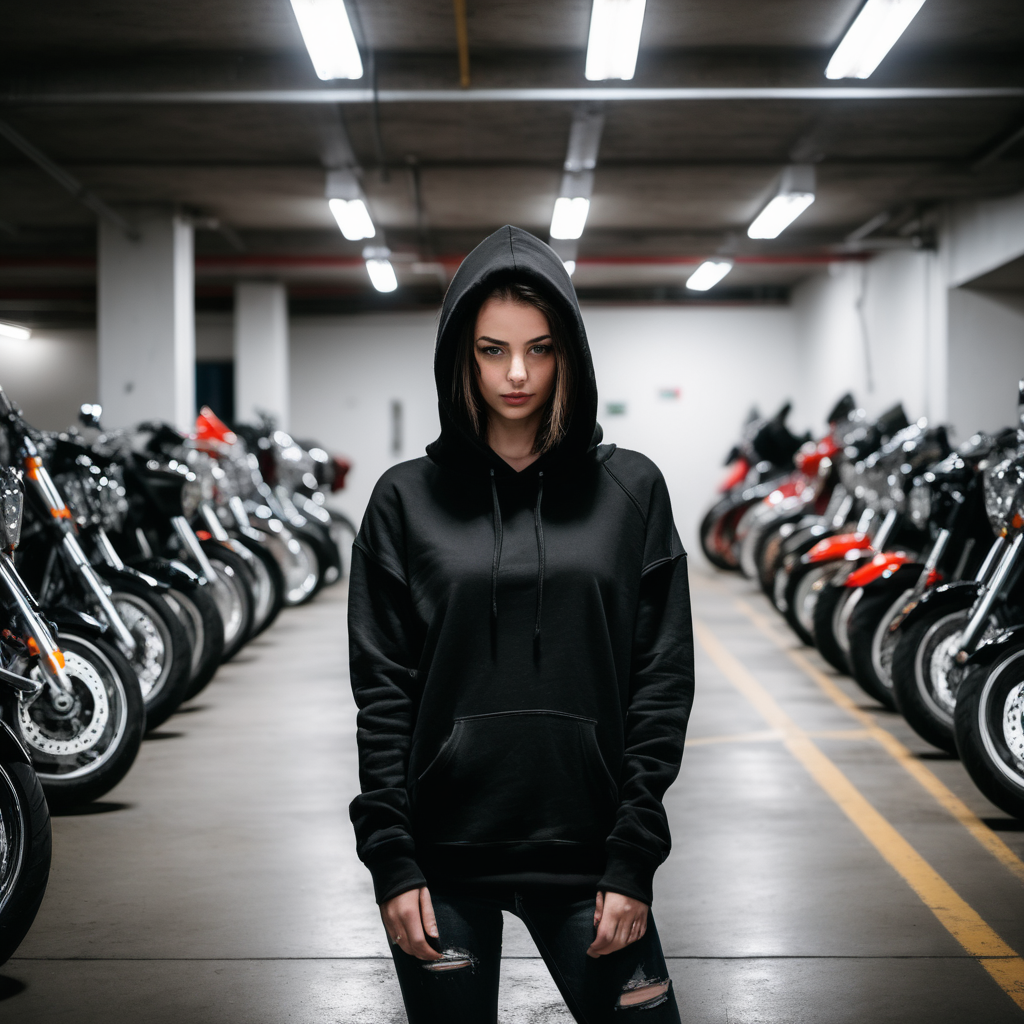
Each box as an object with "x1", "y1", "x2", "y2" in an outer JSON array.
[
  {"x1": 550, "y1": 197, "x2": 590, "y2": 240},
  {"x1": 363, "y1": 249, "x2": 398, "y2": 293},
  {"x1": 329, "y1": 198, "x2": 375, "y2": 240},
  {"x1": 748, "y1": 194, "x2": 815, "y2": 239},
  {"x1": 563, "y1": 260, "x2": 577, "y2": 276},
  {"x1": 748, "y1": 165, "x2": 816, "y2": 239},
  {"x1": 289, "y1": 0, "x2": 364, "y2": 81},
  {"x1": 585, "y1": 0, "x2": 647, "y2": 81},
  {"x1": 825, "y1": 0, "x2": 927, "y2": 80},
  {"x1": 686, "y1": 260, "x2": 733, "y2": 292},
  {"x1": 0, "y1": 322, "x2": 31, "y2": 341}
]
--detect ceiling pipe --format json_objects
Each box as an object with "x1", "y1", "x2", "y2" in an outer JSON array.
[{"x1": 6, "y1": 86, "x2": 1021, "y2": 105}]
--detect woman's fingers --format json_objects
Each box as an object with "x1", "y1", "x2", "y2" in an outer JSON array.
[
  {"x1": 593, "y1": 890, "x2": 604, "y2": 928},
  {"x1": 381, "y1": 888, "x2": 443, "y2": 961},
  {"x1": 420, "y1": 887, "x2": 439, "y2": 939},
  {"x1": 586, "y1": 892, "x2": 650, "y2": 957}
]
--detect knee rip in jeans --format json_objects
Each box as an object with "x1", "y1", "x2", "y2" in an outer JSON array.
[
  {"x1": 421, "y1": 947, "x2": 477, "y2": 973},
  {"x1": 616, "y1": 967, "x2": 671, "y2": 1010}
]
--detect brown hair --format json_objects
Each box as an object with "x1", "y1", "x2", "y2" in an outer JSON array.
[{"x1": 454, "y1": 280, "x2": 576, "y2": 455}]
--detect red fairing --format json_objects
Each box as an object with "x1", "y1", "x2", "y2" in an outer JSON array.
[
  {"x1": 794, "y1": 436, "x2": 840, "y2": 478},
  {"x1": 845, "y1": 552, "x2": 913, "y2": 587},
  {"x1": 806, "y1": 532, "x2": 872, "y2": 564},
  {"x1": 195, "y1": 406, "x2": 236, "y2": 444},
  {"x1": 719, "y1": 458, "x2": 750, "y2": 493},
  {"x1": 330, "y1": 456, "x2": 351, "y2": 492}
]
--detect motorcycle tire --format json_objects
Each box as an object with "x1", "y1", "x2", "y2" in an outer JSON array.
[
  {"x1": 165, "y1": 584, "x2": 224, "y2": 702},
  {"x1": 783, "y1": 560, "x2": 841, "y2": 647},
  {"x1": 105, "y1": 574, "x2": 193, "y2": 732},
  {"x1": 256, "y1": 527, "x2": 321, "y2": 607},
  {"x1": 700, "y1": 500, "x2": 745, "y2": 571},
  {"x1": 294, "y1": 521, "x2": 340, "y2": 595},
  {"x1": 17, "y1": 632, "x2": 145, "y2": 810},
  {"x1": 0, "y1": 753, "x2": 51, "y2": 965},
  {"x1": 846, "y1": 587, "x2": 912, "y2": 710},
  {"x1": 890, "y1": 598, "x2": 974, "y2": 754},
  {"x1": 756, "y1": 521, "x2": 794, "y2": 600},
  {"x1": 954, "y1": 649, "x2": 1024, "y2": 819},
  {"x1": 232, "y1": 535, "x2": 285, "y2": 638},
  {"x1": 199, "y1": 541, "x2": 255, "y2": 662},
  {"x1": 811, "y1": 581, "x2": 854, "y2": 676}
]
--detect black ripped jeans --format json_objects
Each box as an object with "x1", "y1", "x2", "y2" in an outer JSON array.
[{"x1": 389, "y1": 886, "x2": 681, "y2": 1024}]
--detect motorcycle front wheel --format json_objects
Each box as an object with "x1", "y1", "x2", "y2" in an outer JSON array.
[
  {"x1": 811, "y1": 581, "x2": 856, "y2": 676},
  {"x1": 164, "y1": 583, "x2": 224, "y2": 701},
  {"x1": 783, "y1": 561, "x2": 840, "y2": 647},
  {"x1": 845, "y1": 587, "x2": 911, "y2": 710},
  {"x1": 199, "y1": 541, "x2": 255, "y2": 662},
  {"x1": 19, "y1": 632, "x2": 145, "y2": 810},
  {"x1": 231, "y1": 536, "x2": 284, "y2": 637},
  {"x1": 106, "y1": 575, "x2": 193, "y2": 731},
  {"x1": 955, "y1": 647, "x2": 1024, "y2": 819},
  {"x1": 0, "y1": 747, "x2": 51, "y2": 965},
  {"x1": 890, "y1": 601, "x2": 972, "y2": 754}
]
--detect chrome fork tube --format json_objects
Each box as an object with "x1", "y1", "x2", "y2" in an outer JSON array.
[
  {"x1": 171, "y1": 516, "x2": 217, "y2": 581},
  {"x1": 871, "y1": 508, "x2": 899, "y2": 551},
  {"x1": 957, "y1": 532, "x2": 1024, "y2": 659},
  {"x1": 973, "y1": 535, "x2": 1007, "y2": 587},
  {"x1": 0, "y1": 552, "x2": 74, "y2": 701},
  {"x1": 62, "y1": 533, "x2": 137, "y2": 654},
  {"x1": 94, "y1": 528, "x2": 126, "y2": 571}
]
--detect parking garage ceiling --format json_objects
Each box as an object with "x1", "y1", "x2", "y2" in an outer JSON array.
[{"x1": 2, "y1": 0, "x2": 1024, "y2": 316}]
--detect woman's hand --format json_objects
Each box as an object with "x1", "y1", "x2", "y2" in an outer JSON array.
[
  {"x1": 380, "y1": 887, "x2": 444, "y2": 961},
  {"x1": 586, "y1": 891, "x2": 649, "y2": 958}
]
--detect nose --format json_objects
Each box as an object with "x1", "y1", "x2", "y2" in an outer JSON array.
[{"x1": 508, "y1": 351, "x2": 527, "y2": 385}]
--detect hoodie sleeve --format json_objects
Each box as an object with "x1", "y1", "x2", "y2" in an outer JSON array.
[
  {"x1": 347, "y1": 482, "x2": 428, "y2": 905},
  {"x1": 598, "y1": 464, "x2": 694, "y2": 906}
]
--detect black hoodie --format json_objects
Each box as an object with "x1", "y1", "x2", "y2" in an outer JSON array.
[{"x1": 348, "y1": 225, "x2": 694, "y2": 907}]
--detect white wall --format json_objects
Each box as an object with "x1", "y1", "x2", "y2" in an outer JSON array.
[
  {"x1": 791, "y1": 250, "x2": 948, "y2": 431},
  {"x1": 287, "y1": 304, "x2": 802, "y2": 554},
  {"x1": 0, "y1": 329, "x2": 99, "y2": 431},
  {"x1": 947, "y1": 288, "x2": 1024, "y2": 435}
]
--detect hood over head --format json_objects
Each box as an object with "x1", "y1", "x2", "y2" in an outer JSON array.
[{"x1": 427, "y1": 225, "x2": 600, "y2": 477}]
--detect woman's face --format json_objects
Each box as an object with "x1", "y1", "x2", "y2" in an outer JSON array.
[{"x1": 473, "y1": 297, "x2": 557, "y2": 428}]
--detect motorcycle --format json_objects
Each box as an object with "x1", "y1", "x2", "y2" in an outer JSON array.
[
  {"x1": 699, "y1": 402, "x2": 810, "y2": 571},
  {"x1": 0, "y1": 470, "x2": 51, "y2": 963},
  {"x1": 953, "y1": 387, "x2": 1024, "y2": 816},
  {"x1": 0, "y1": 420, "x2": 144, "y2": 810}
]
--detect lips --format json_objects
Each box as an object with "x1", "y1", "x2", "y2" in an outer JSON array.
[{"x1": 501, "y1": 392, "x2": 533, "y2": 406}]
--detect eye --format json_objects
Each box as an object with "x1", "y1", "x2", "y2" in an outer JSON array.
[
  {"x1": 530, "y1": 344, "x2": 553, "y2": 356},
  {"x1": 481, "y1": 345, "x2": 503, "y2": 356}
]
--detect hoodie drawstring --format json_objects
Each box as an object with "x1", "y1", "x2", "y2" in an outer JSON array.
[
  {"x1": 533, "y1": 471, "x2": 545, "y2": 640},
  {"x1": 489, "y1": 469, "x2": 503, "y2": 619},
  {"x1": 488, "y1": 468, "x2": 546, "y2": 640}
]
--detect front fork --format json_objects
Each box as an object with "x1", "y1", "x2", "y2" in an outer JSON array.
[
  {"x1": 0, "y1": 551, "x2": 73, "y2": 708},
  {"x1": 956, "y1": 532, "x2": 1024, "y2": 662}
]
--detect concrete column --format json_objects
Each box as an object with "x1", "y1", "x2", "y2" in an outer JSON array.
[
  {"x1": 234, "y1": 281, "x2": 289, "y2": 430},
  {"x1": 98, "y1": 210, "x2": 195, "y2": 431}
]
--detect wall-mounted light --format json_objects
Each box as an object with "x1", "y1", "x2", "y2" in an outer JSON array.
[
  {"x1": 748, "y1": 165, "x2": 816, "y2": 240},
  {"x1": 363, "y1": 247, "x2": 398, "y2": 293},
  {"x1": 686, "y1": 260, "x2": 734, "y2": 292},
  {"x1": 0, "y1": 322, "x2": 31, "y2": 341},
  {"x1": 289, "y1": 0, "x2": 364, "y2": 81},
  {"x1": 585, "y1": 0, "x2": 647, "y2": 81},
  {"x1": 826, "y1": 0, "x2": 927, "y2": 80},
  {"x1": 329, "y1": 198, "x2": 375, "y2": 241}
]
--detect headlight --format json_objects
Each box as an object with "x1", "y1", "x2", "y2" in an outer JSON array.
[
  {"x1": 96, "y1": 465, "x2": 129, "y2": 533},
  {"x1": 984, "y1": 456, "x2": 1024, "y2": 534},
  {"x1": 0, "y1": 468, "x2": 24, "y2": 550},
  {"x1": 908, "y1": 481, "x2": 932, "y2": 527},
  {"x1": 54, "y1": 470, "x2": 100, "y2": 527},
  {"x1": 180, "y1": 475, "x2": 202, "y2": 518}
]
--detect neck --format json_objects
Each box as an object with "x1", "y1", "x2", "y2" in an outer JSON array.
[{"x1": 486, "y1": 411, "x2": 542, "y2": 472}]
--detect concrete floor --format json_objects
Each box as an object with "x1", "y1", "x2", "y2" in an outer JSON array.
[{"x1": 3, "y1": 568, "x2": 1024, "y2": 1023}]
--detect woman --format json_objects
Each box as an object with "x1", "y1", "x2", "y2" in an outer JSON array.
[{"x1": 349, "y1": 225, "x2": 694, "y2": 1023}]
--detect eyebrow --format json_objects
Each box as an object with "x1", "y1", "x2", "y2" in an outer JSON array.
[{"x1": 476, "y1": 334, "x2": 552, "y2": 344}]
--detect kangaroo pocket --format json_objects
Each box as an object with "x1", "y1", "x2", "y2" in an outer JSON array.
[{"x1": 414, "y1": 710, "x2": 618, "y2": 846}]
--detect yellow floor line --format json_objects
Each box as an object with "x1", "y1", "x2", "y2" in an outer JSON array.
[
  {"x1": 687, "y1": 728, "x2": 870, "y2": 747},
  {"x1": 733, "y1": 596, "x2": 1024, "y2": 888},
  {"x1": 694, "y1": 618, "x2": 1024, "y2": 1010}
]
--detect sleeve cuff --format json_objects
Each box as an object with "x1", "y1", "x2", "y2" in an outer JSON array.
[
  {"x1": 367, "y1": 850, "x2": 428, "y2": 905},
  {"x1": 597, "y1": 840, "x2": 662, "y2": 906}
]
